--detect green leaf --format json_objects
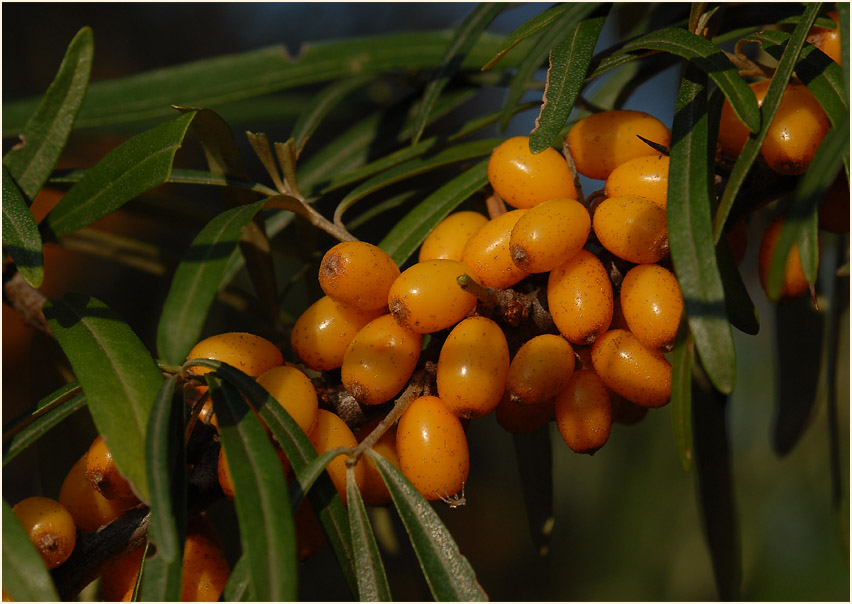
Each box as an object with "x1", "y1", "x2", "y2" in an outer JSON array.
[
  {"x1": 367, "y1": 448, "x2": 487, "y2": 601},
  {"x1": 208, "y1": 375, "x2": 297, "y2": 602},
  {"x1": 411, "y1": 3, "x2": 504, "y2": 145},
  {"x1": 46, "y1": 112, "x2": 197, "y2": 237},
  {"x1": 223, "y1": 556, "x2": 253, "y2": 602},
  {"x1": 482, "y1": 3, "x2": 580, "y2": 70},
  {"x1": 2, "y1": 27, "x2": 93, "y2": 201},
  {"x1": 529, "y1": 14, "x2": 607, "y2": 153},
  {"x1": 138, "y1": 375, "x2": 186, "y2": 602},
  {"x1": 511, "y1": 429, "x2": 554, "y2": 557},
  {"x1": 669, "y1": 320, "x2": 694, "y2": 472},
  {"x1": 838, "y1": 2, "x2": 850, "y2": 94},
  {"x1": 717, "y1": 236, "x2": 760, "y2": 336},
  {"x1": 668, "y1": 64, "x2": 736, "y2": 395},
  {"x1": 2, "y1": 165, "x2": 44, "y2": 287},
  {"x1": 289, "y1": 448, "x2": 350, "y2": 509},
  {"x1": 378, "y1": 159, "x2": 489, "y2": 266},
  {"x1": 333, "y1": 138, "x2": 501, "y2": 228},
  {"x1": 43, "y1": 293, "x2": 163, "y2": 502},
  {"x1": 2, "y1": 499, "x2": 60, "y2": 601},
  {"x1": 156, "y1": 199, "x2": 267, "y2": 365},
  {"x1": 346, "y1": 465, "x2": 392, "y2": 601}
]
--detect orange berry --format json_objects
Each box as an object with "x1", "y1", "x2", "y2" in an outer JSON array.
[
  {"x1": 554, "y1": 368, "x2": 613, "y2": 454},
  {"x1": 593, "y1": 195, "x2": 669, "y2": 264},
  {"x1": 341, "y1": 314, "x2": 422, "y2": 405},
  {"x1": 604, "y1": 154, "x2": 669, "y2": 209},
  {"x1": 186, "y1": 332, "x2": 283, "y2": 377},
  {"x1": 85, "y1": 435, "x2": 137, "y2": 505},
  {"x1": 567, "y1": 110, "x2": 671, "y2": 180},
  {"x1": 309, "y1": 409, "x2": 365, "y2": 504},
  {"x1": 418, "y1": 211, "x2": 489, "y2": 262},
  {"x1": 100, "y1": 545, "x2": 145, "y2": 601},
  {"x1": 505, "y1": 334, "x2": 575, "y2": 405},
  {"x1": 509, "y1": 198, "x2": 591, "y2": 273},
  {"x1": 11, "y1": 496, "x2": 76, "y2": 569},
  {"x1": 591, "y1": 329, "x2": 672, "y2": 408},
  {"x1": 437, "y1": 316, "x2": 510, "y2": 418},
  {"x1": 487, "y1": 136, "x2": 577, "y2": 209},
  {"x1": 619, "y1": 264, "x2": 684, "y2": 351},
  {"x1": 318, "y1": 241, "x2": 399, "y2": 312},
  {"x1": 180, "y1": 530, "x2": 231, "y2": 602},
  {"x1": 60, "y1": 455, "x2": 136, "y2": 532},
  {"x1": 758, "y1": 216, "x2": 816, "y2": 300},
  {"x1": 806, "y1": 10, "x2": 842, "y2": 64},
  {"x1": 461, "y1": 209, "x2": 531, "y2": 289},
  {"x1": 547, "y1": 249, "x2": 614, "y2": 345},
  {"x1": 396, "y1": 396, "x2": 469, "y2": 501},
  {"x1": 256, "y1": 365, "x2": 319, "y2": 436},
  {"x1": 355, "y1": 418, "x2": 401, "y2": 506},
  {"x1": 495, "y1": 395, "x2": 555, "y2": 435}
]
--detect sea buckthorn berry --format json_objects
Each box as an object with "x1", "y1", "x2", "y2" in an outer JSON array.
[
  {"x1": 11, "y1": 496, "x2": 76, "y2": 569},
  {"x1": 807, "y1": 10, "x2": 841, "y2": 64},
  {"x1": 85, "y1": 435, "x2": 137, "y2": 505},
  {"x1": 419, "y1": 211, "x2": 489, "y2": 262},
  {"x1": 388, "y1": 259, "x2": 479, "y2": 334},
  {"x1": 461, "y1": 209, "x2": 530, "y2": 289},
  {"x1": 318, "y1": 241, "x2": 400, "y2": 312},
  {"x1": 487, "y1": 136, "x2": 577, "y2": 209},
  {"x1": 506, "y1": 334, "x2": 575, "y2": 405},
  {"x1": 593, "y1": 195, "x2": 669, "y2": 264},
  {"x1": 181, "y1": 529, "x2": 231, "y2": 602},
  {"x1": 356, "y1": 418, "x2": 401, "y2": 506},
  {"x1": 256, "y1": 365, "x2": 319, "y2": 436},
  {"x1": 309, "y1": 409, "x2": 365, "y2": 504},
  {"x1": 818, "y1": 172, "x2": 850, "y2": 234},
  {"x1": 611, "y1": 392, "x2": 649, "y2": 425},
  {"x1": 620, "y1": 264, "x2": 684, "y2": 351},
  {"x1": 186, "y1": 332, "x2": 283, "y2": 377},
  {"x1": 567, "y1": 110, "x2": 671, "y2": 180},
  {"x1": 604, "y1": 154, "x2": 669, "y2": 209},
  {"x1": 100, "y1": 545, "x2": 145, "y2": 601},
  {"x1": 341, "y1": 314, "x2": 422, "y2": 405},
  {"x1": 496, "y1": 395, "x2": 555, "y2": 434},
  {"x1": 509, "y1": 198, "x2": 591, "y2": 273},
  {"x1": 290, "y1": 296, "x2": 385, "y2": 371},
  {"x1": 554, "y1": 369, "x2": 613, "y2": 454},
  {"x1": 591, "y1": 329, "x2": 672, "y2": 408},
  {"x1": 718, "y1": 79, "x2": 769, "y2": 157},
  {"x1": 60, "y1": 455, "x2": 137, "y2": 532},
  {"x1": 547, "y1": 249, "x2": 614, "y2": 345},
  {"x1": 396, "y1": 396, "x2": 470, "y2": 500},
  {"x1": 758, "y1": 216, "x2": 816, "y2": 300},
  {"x1": 437, "y1": 316, "x2": 510, "y2": 418}
]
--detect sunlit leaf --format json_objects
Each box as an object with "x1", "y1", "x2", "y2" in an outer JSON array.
[{"x1": 2, "y1": 165, "x2": 43, "y2": 287}]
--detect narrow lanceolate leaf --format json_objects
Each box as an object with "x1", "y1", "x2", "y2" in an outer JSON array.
[
  {"x1": 512, "y1": 429, "x2": 554, "y2": 557},
  {"x1": 669, "y1": 319, "x2": 694, "y2": 472},
  {"x1": 367, "y1": 449, "x2": 488, "y2": 601},
  {"x1": 2, "y1": 165, "x2": 44, "y2": 287},
  {"x1": 379, "y1": 159, "x2": 489, "y2": 266},
  {"x1": 208, "y1": 375, "x2": 297, "y2": 602},
  {"x1": 46, "y1": 112, "x2": 197, "y2": 237},
  {"x1": 139, "y1": 376, "x2": 186, "y2": 602},
  {"x1": 347, "y1": 466, "x2": 392, "y2": 601},
  {"x1": 411, "y1": 3, "x2": 504, "y2": 145},
  {"x1": 3, "y1": 386, "x2": 86, "y2": 466},
  {"x1": 3, "y1": 499, "x2": 60, "y2": 601},
  {"x1": 529, "y1": 14, "x2": 606, "y2": 153},
  {"x1": 668, "y1": 64, "x2": 736, "y2": 395},
  {"x1": 156, "y1": 199, "x2": 267, "y2": 365},
  {"x1": 43, "y1": 294, "x2": 163, "y2": 502},
  {"x1": 224, "y1": 556, "x2": 253, "y2": 602},
  {"x1": 2, "y1": 27, "x2": 93, "y2": 202},
  {"x1": 717, "y1": 237, "x2": 760, "y2": 336}
]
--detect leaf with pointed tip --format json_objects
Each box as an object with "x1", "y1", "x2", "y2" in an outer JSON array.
[
  {"x1": 717, "y1": 236, "x2": 760, "y2": 336},
  {"x1": 3, "y1": 499, "x2": 60, "y2": 601},
  {"x1": 2, "y1": 166, "x2": 43, "y2": 287},
  {"x1": 512, "y1": 429, "x2": 554, "y2": 557},
  {"x1": 346, "y1": 466, "x2": 392, "y2": 601},
  {"x1": 669, "y1": 320, "x2": 694, "y2": 472}
]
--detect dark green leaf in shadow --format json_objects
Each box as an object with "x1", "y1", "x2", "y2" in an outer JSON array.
[
  {"x1": 669, "y1": 319, "x2": 694, "y2": 472},
  {"x1": 2, "y1": 499, "x2": 60, "y2": 601},
  {"x1": 411, "y1": 3, "x2": 504, "y2": 145},
  {"x1": 2, "y1": 165, "x2": 44, "y2": 287},
  {"x1": 379, "y1": 159, "x2": 489, "y2": 266},
  {"x1": 289, "y1": 448, "x2": 349, "y2": 510},
  {"x1": 43, "y1": 293, "x2": 164, "y2": 502},
  {"x1": 529, "y1": 14, "x2": 606, "y2": 153},
  {"x1": 668, "y1": 64, "x2": 736, "y2": 395},
  {"x1": 2, "y1": 27, "x2": 93, "y2": 201},
  {"x1": 138, "y1": 375, "x2": 186, "y2": 601},
  {"x1": 367, "y1": 448, "x2": 488, "y2": 601},
  {"x1": 482, "y1": 3, "x2": 580, "y2": 70},
  {"x1": 511, "y1": 428, "x2": 554, "y2": 557},
  {"x1": 717, "y1": 236, "x2": 760, "y2": 336},
  {"x1": 46, "y1": 112, "x2": 197, "y2": 237},
  {"x1": 346, "y1": 465, "x2": 392, "y2": 601},
  {"x1": 208, "y1": 374, "x2": 297, "y2": 602},
  {"x1": 692, "y1": 363, "x2": 741, "y2": 601},
  {"x1": 156, "y1": 199, "x2": 266, "y2": 365},
  {"x1": 825, "y1": 240, "x2": 849, "y2": 509},
  {"x1": 838, "y1": 2, "x2": 850, "y2": 93},
  {"x1": 224, "y1": 555, "x2": 253, "y2": 602}
]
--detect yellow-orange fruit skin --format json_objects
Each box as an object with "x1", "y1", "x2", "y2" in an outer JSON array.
[
  {"x1": 388, "y1": 259, "x2": 479, "y2": 334},
  {"x1": 593, "y1": 195, "x2": 669, "y2": 264},
  {"x1": 509, "y1": 198, "x2": 591, "y2": 273},
  {"x1": 309, "y1": 409, "x2": 365, "y2": 504},
  {"x1": 547, "y1": 249, "x2": 614, "y2": 345},
  {"x1": 396, "y1": 396, "x2": 470, "y2": 500},
  {"x1": 356, "y1": 419, "x2": 401, "y2": 506},
  {"x1": 806, "y1": 10, "x2": 841, "y2": 64},
  {"x1": 60, "y1": 455, "x2": 137, "y2": 532},
  {"x1": 419, "y1": 211, "x2": 489, "y2": 262},
  {"x1": 605, "y1": 154, "x2": 669, "y2": 209},
  {"x1": 290, "y1": 296, "x2": 385, "y2": 371},
  {"x1": 487, "y1": 136, "x2": 577, "y2": 209},
  {"x1": 461, "y1": 209, "x2": 531, "y2": 289},
  {"x1": 591, "y1": 329, "x2": 672, "y2": 408},
  {"x1": 186, "y1": 332, "x2": 283, "y2": 378},
  {"x1": 180, "y1": 530, "x2": 231, "y2": 602},
  {"x1": 318, "y1": 241, "x2": 400, "y2": 312},
  {"x1": 758, "y1": 217, "x2": 815, "y2": 300},
  {"x1": 495, "y1": 395, "x2": 555, "y2": 435},
  {"x1": 437, "y1": 316, "x2": 510, "y2": 419},
  {"x1": 555, "y1": 369, "x2": 613, "y2": 454},
  {"x1": 11, "y1": 496, "x2": 76, "y2": 569},
  {"x1": 341, "y1": 314, "x2": 422, "y2": 405},
  {"x1": 620, "y1": 264, "x2": 684, "y2": 351},
  {"x1": 99, "y1": 545, "x2": 145, "y2": 601},
  {"x1": 567, "y1": 110, "x2": 671, "y2": 180},
  {"x1": 256, "y1": 365, "x2": 319, "y2": 436},
  {"x1": 85, "y1": 435, "x2": 137, "y2": 504},
  {"x1": 506, "y1": 334, "x2": 575, "y2": 405}
]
